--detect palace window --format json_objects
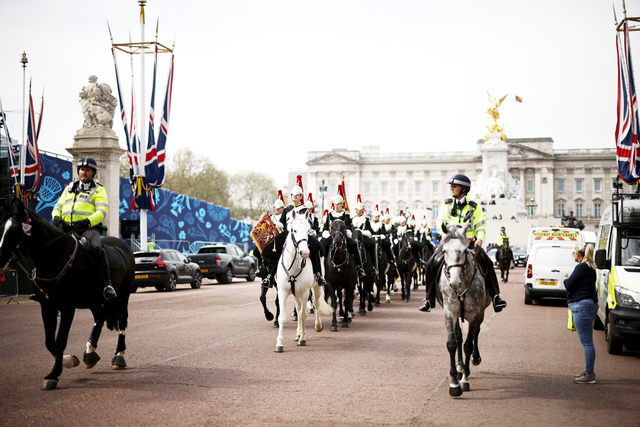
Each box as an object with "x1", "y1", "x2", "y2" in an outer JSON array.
[
  {"x1": 365, "y1": 183, "x2": 371, "y2": 194},
  {"x1": 527, "y1": 180, "x2": 533, "y2": 192},
  {"x1": 432, "y1": 205, "x2": 439, "y2": 219},
  {"x1": 381, "y1": 183, "x2": 388, "y2": 194},
  {"x1": 594, "y1": 179, "x2": 601, "y2": 192},
  {"x1": 415, "y1": 182, "x2": 422, "y2": 193},
  {"x1": 576, "y1": 180, "x2": 583, "y2": 192},
  {"x1": 576, "y1": 204, "x2": 583, "y2": 217},
  {"x1": 398, "y1": 182, "x2": 404, "y2": 194},
  {"x1": 558, "y1": 204, "x2": 565, "y2": 217},
  {"x1": 595, "y1": 203, "x2": 601, "y2": 217},
  {"x1": 558, "y1": 180, "x2": 564, "y2": 192},
  {"x1": 433, "y1": 182, "x2": 439, "y2": 193}
]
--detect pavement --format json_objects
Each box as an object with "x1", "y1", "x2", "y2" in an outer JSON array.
[{"x1": 1, "y1": 271, "x2": 640, "y2": 426}]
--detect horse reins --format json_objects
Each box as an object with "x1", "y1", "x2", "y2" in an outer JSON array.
[
  {"x1": 279, "y1": 230, "x2": 307, "y2": 296},
  {"x1": 329, "y1": 229, "x2": 349, "y2": 272},
  {"x1": 443, "y1": 249, "x2": 478, "y2": 322}
]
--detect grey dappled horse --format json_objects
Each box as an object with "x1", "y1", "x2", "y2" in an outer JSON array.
[{"x1": 437, "y1": 223, "x2": 490, "y2": 397}]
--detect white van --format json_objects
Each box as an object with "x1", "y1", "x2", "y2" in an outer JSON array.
[
  {"x1": 526, "y1": 226, "x2": 584, "y2": 259},
  {"x1": 593, "y1": 195, "x2": 640, "y2": 354},
  {"x1": 524, "y1": 241, "x2": 577, "y2": 305}
]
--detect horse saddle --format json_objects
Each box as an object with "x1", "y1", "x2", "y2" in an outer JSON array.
[{"x1": 77, "y1": 237, "x2": 122, "y2": 271}]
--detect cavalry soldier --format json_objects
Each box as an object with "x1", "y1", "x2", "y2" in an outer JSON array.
[
  {"x1": 262, "y1": 177, "x2": 327, "y2": 288},
  {"x1": 419, "y1": 174, "x2": 507, "y2": 313},
  {"x1": 399, "y1": 213, "x2": 426, "y2": 267},
  {"x1": 306, "y1": 193, "x2": 321, "y2": 235},
  {"x1": 351, "y1": 195, "x2": 378, "y2": 277},
  {"x1": 258, "y1": 196, "x2": 285, "y2": 288},
  {"x1": 321, "y1": 194, "x2": 366, "y2": 278},
  {"x1": 370, "y1": 205, "x2": 397, "y2": 267},
  {"x1": 382, "y1": 208, "x2": 395, "y2": 237},
  {"x1": 497, "y1": 226, "x2": 509, "y2": 247},
  {"x1": 51, "y1": 157, "x2": 116, "y2": 300}
]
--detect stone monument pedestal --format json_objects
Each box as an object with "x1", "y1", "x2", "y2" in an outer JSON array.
[{"x1": 67, "y1": 128, "x2": 124, "y2": 238}]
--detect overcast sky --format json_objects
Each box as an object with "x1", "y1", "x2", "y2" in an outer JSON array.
[{"x1": 0, "y1": 0, "x2": 634, "y2": 190}]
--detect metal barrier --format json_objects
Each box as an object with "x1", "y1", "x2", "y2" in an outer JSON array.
[{"x1": 0, "y1": 269, "x2": 19, "y2": 304}]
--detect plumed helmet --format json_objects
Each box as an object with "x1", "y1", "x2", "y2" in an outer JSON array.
[
  {"x1": 277, "y1": 190, "x2": 285, "y2": 204},
  {"x1": 355, "y1": 194, "x2": 364, "y2": 212},
  {"x1": 304, "y1": 200, "x2": 314, "y2": 211},
  {"x1": 372, "y1": 204, "x2": 380, "y2": 217},
  {"x1": 291, "y1": 185, "x2": 303, "y2": 196},
  {"x1": 333, "y1": 194, "x2": 344, "y2": 204},
  {"x1": 306, "y1": 193, "x2": 315, "y2": 213},
  {"x1": 448, "y1": 174, "x2": 471, "y2": 190},
  {"x1": 77, "y1": 157, "x2": 98, "y2": 174},
  {"x1": 274, "y1": 199, "x2": 285, "y2": 209}
]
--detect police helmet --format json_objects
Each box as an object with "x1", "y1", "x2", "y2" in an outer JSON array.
[
  {"x1": 77, "y1": 157, "x2": 98, "y2": 174},
  {"x1": 448, "y1": 174, "x2": 471, "y2": 191},
  {"x1": 501, "y1": 226, "x2": 505, "y2": 231}
]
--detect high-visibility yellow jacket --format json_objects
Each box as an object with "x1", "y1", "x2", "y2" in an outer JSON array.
[
  {"x1": 51, "y1": 180, "x2": 108, "y2": 227},
  {"x1": 437, "y1": 196, "x2": 486, "y2": 242},
  {"x1": 497, "y1": 232, "x2": 510, "y2": 246}
]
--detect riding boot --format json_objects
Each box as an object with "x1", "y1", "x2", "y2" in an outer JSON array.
[
  {"x1": 478, "y1": 249, "x2": 507, "y2": 312},
  {"x1": 310, "y1": 251, "x2": 327, "y2": 287},
  {"x1": 387, "y1": 246, "x2": 397, "y2": 268},
  {"x1": 99, "y1": 248, "x2": 117, "y2": 300},
  {"x1": 419, "y1": 249, "x2": 443, "y2": 312},
  {"x1": 261, "y1": 259, "x2": 272, "y2": 288}
]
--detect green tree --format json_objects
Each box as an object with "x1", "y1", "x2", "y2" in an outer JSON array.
[
  {"x1": 119, "y1": 153, "x2": 130, "y2": 178},
  {"x1": 163, "y1": 147, "x2": 231, "y2": 208},
  {"x1": 229, "y1": 171, "x2": 278, "y2": 220}
]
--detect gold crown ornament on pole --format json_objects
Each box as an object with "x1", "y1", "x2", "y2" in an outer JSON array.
[{"x1": 485, "y1": 92, "x2": 508, "y2": 141}]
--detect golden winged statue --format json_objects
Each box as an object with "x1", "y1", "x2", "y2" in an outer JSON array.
[{"x1": 485, "y1": 92, "x2": 508, "y2": 141}]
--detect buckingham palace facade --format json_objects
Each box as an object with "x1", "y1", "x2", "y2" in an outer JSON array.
[{"x1": 292, "y1": 138, "x2": 634, "y2": 232}]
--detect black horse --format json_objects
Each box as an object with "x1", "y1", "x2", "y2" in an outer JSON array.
[
  {"x1": 253, "y1": 249, "x2": 281, "y2": 327},
  {"x1": 495, "y1": 239, "x2": 514, "y2": 283},
  {"x1": 0, "y1": 201, "x2": 135, "y2": 390},
  {"x1": 372, "y1": 236, "x2": 389, "y2": 306},
  {"x1": 353, "y1": 229, "x2": 375, "y2": 316},
  {"x1": 324, "y1": 220, "x2": 357, "y2": 331},
  {"x1": 397, "y1": 230, "x2": 417, "y2": 303}
]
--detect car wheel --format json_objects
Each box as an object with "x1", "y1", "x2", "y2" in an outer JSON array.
[
  {"x1": 593, "y1": 313, "x2": 604, "y2": 331},
  {"x1": 524, "y1": 289, "x2": 532, "y2": 305},
  {"x1": 165, "y1": 272, "x2": 177, "y2": 292},
  {"x1": 605, "y1": 313, "x2": 623, "y2": 355},
  {"x1": 218, "y1": 267, "x2": 232, "y2": 284},
  {"x1": 191, "y1": 271, "x2": 202, "y2": 289},
  {"x1": 155, "y1": 284, "x2": 164, "y2": 292},
  {"x1": 246, "y1": 266, "x2": 256, "y2": 282}
]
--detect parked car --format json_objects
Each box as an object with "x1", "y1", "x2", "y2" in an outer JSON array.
[
  {"x1": 134, "y1": 249, "x2": 202, "y2": 292},
  {"x1": 188, "y1": 243, "x2": 257, "y2": 284},
  {"x1": 487, "y1": 248, "x2": 498, "y2": 267},
  {"x1": 512, "y1": 246, "x2": 527, "y2": 267}
]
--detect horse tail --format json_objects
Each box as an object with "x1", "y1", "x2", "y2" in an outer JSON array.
[{"x1": 312, "y1": 286, "x2": 334, "y2": 315}]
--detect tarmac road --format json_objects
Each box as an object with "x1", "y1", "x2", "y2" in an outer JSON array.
[{"x1": 1, "y1": 268, "x2": 640, "y2": 426}]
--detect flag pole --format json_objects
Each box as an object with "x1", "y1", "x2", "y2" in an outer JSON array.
[
  {"x1": 20, "y1": 52, "x2": 27, "y2": 188},
  {"x1": 139, "y1": 0, "x2": 148, "y2": 248},
  {"x1": 623, "y1": 0, "x2": 640, "y2": 187}
]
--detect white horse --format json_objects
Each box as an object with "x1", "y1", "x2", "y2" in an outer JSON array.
[
  {"x1": 275, "y1": 210, "x2": 333, "y2": 353},
  {"x1": 438, "y1": 223, "x2": 491, "y2": 397}
]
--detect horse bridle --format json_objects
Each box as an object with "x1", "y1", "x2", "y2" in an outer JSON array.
[
  {"x1": 279, "y1": 225, "x2": 308, "y2": 296},
  {"x1": 443, "y1": 248, "x2": 478, "y2": 321},
  {"x1": 329, "y1": 230, "x2": 350, "y2": 271},
  {"x1": 399, "y1": 233, "x2": 413, "y2": 262}
]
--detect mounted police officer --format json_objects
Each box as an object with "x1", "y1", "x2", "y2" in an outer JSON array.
[
  {"x1": 419, "y1": 174, "x2": 507, "y2": 313},
  {"x1": 497, "y1": 226, "x2": 509, "y2": 247},
  {"x1": 321, "y1": 194, "x2": 366, "y2": 278},
  {"x1": 51, "y1": 157, "x2": 116, "y2": 300}
]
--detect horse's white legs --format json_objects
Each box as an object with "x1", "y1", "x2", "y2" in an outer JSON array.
[
  {"x1": 275, "y1": 289, "x2": 288, "y2": 353},
  {"x1": 296, "y1": 291, "x2": 308, "y2": 345},
  {"x1": 313, "y1": 286, "x2": 323, "y2": 332}
]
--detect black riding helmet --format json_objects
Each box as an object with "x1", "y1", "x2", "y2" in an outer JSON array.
[
  {"x1": 77, "y1": 157, "x2": 98, "y2": 174},
  {"x1": 448, "y1": 174, "x2": 471, "y2": 193}
]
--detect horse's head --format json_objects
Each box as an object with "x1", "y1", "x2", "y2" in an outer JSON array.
[
  {"x1": 502, "y1": 238, "x2": 510, "y2": 248},
  {"x1": 352, "y1": 228, "x2": 363, "y2": 244},
  {"x1": 440, "y1": 223, "x2": 471, "y2": 292},
  {"x1": 0, "y1": 200, "x2": 31, "y2": 271},
  {"x1": 330, "y1": 219, "x2": 346, "y2": 249},
  {"x1": 289, "y1": 210, "x2": 310, "y2": 259}
]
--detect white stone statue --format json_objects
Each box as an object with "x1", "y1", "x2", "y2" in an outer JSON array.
[
  {"x1": 79, "y1": 75, "x2": 117, "y2": 130},
  {"x1": 479, "y1": 170, "x2": 506, "y2": 200}
]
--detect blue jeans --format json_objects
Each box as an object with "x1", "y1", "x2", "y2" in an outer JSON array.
[{"x1": 568, "y1": 299, "x2": 599, "y2": 375}]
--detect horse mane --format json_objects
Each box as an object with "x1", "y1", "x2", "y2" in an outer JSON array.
[
  {"x1": 440, "y1": 223, "x2": 468, "y2": 246},
  {"x1": 25, "y1": 206, "x2": 66, "y2": 240}
]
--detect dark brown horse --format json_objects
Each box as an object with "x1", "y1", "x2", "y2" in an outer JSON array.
[
  {"x1": 495, "y1": 239, "x2": 514, "y2": 283},
  {"x1": 0, "y1": 201, "x2": 135, "y2": 390},
  {"x1": 324, "y1": 220, "x2": 357, "y2": 331}
]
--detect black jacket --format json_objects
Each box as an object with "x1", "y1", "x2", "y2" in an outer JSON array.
[{"x1": 564, "y1": 262, "x2": 596, "y2": 304}]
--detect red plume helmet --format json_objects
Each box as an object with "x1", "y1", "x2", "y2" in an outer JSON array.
[
  {"x1": 385, "y1": 208, "x2": 390, "y2": 215},
  {"x1": 331, "y1": 202, "x2": 335, "y2": 211},
  {"x1": 399, "y1": 209, "x2": 403, "y2": 217},
  {"x1": 296, "y1": 175, "x2": 304, "y2": 204},
  {"x1": 307, "y1": 193, "x2": 315, "y2": 213},
  {"x1": 278, "y1": 190, "x2": 285, "y2": 204},
  {"x1": 411, "y1": 215, "x2": 415, "y2": 221}
]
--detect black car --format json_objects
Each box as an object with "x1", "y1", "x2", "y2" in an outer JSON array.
[
  {"x1": 134, "y1": 249, "x2": 202, "y2": 292},
  {"x1": 512, "y1": 246, "x2": 527, "y2": 267}
]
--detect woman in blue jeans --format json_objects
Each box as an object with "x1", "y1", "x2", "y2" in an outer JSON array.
[{"x1": 564, "y1": 243, "x2": 598, "y2": 384}]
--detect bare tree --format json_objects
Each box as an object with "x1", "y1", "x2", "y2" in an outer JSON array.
[{"x1": 229, "y1": 171, "x2": 277, "y2": 220}]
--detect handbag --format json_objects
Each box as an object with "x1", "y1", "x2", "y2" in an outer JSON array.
[{"x1": 567, "y1": 309, "x2": 576, "y2": 331}]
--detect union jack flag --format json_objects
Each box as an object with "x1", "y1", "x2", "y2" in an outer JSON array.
[
  {"x1": 145, "y1": 41, "x2": 159, "y2": 187},
  {"x1": 23, "y1": 87, "x2": 42, "y2": 194},
  {"x1": 615, "y1": 22, "x2": 640, "y2": 184},
  {"x1": 110, "y1": 45, "x2": 136, "y2": 179},
  {"x1": 155, "y1": 50, "x2": 173, "y2": 188}
]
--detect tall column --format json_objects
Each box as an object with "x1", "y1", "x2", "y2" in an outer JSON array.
[{"x1": 534, "y1": 167, "x2": 542, "y2": 218}]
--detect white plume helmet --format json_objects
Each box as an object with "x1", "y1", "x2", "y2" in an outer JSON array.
[{"x1": 333, "y1": 194, "x2": 344, "y2": 204}]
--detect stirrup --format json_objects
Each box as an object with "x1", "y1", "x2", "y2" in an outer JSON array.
[
  {"x1": 315, "y1": 274, "x2": 327, "y2": 287},
  {"x1": 104, "y1": 285, "x2": 117, "y2": 300},
  {"x1": 418, "y1": 299, "x2": 432, "y2": 312},
  {"x1": 357, "y1": 268, "x2": 366, "y2": 278},
  {"x1": 493, "y1": 294, "x2": 507, "y2": 312}
]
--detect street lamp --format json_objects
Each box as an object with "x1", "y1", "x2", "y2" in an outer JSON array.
[
  {"x1": 526, "y1": 198, "x2": 538, "y2": 218},
  {"x1": 319, "y1": 180, "x2": 328, "y2": 213}
]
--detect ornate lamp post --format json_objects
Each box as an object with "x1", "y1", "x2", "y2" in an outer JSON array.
[{"x1": 319, "y1": 180, "x2": 328, "y2": 213}]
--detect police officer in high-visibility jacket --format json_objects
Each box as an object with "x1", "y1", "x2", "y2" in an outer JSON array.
[
  {"x1": 52, "y1": 157, "x2": 116, "y2": 300},
  {"x1": 497, "y1": 226, "x2": 509, "y2": 247},
  {"x1": 419, "y1": 174, "x2": 507, "y2": 313}
]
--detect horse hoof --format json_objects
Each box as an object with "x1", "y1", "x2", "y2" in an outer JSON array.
[
  {"x1": 297, "y1": 340, "x2": 306, "y2": 346},
  {"x1": 111, "y1": 355, "x2": 127, "y2": 370},
  {"x1": 331, "y1": 325, "x2": 339, "y2": 332},
  {"x1": 274, "y1": 346, "x2": 284, "y2": 353},
  {"x1": 404, "y1": 299, "x2": 409, "y2": 303},
  {"x1": 62, "y1": 355, "x2": 79, "y2": 369},
  {"x1": 273, "y1": 321, "x2": 279, "y2": 328},
  {"x1": 449, "y1": 385, "x2": 463, "y2": 397},
  {"x1": 315, "y1": 324, "x2": 323, "y2": 332},
  {"x1": 368, "y1": 304, "x2": 374, "y2": 311},
  {"x1": 338, "y1": 316, "x2": 344, "y2": 322},
  {"x1": 472, "y1": 356, "x2": 482, "y2": 366},
  {"x1": 461, "y1": 381, "x2": 470, "y2": 392},
  {"x1": 342, "y1": 322, "x2": 350, "y2": 328},
  {"x1": 41, "y1": 379, "x2": 58, "y2": 390},
  {"x1": 291, "y1": 315, "x2": 297, "y2": 321},
  {"x1": 374, "y1": 302, "x2": 381, "y2": 307},
  {"x1": 265, "y1": 312, "x2": 274, "y2": 321},
  {"x1": 83, "y1": 351, "x2": 101, "y2": 369}
]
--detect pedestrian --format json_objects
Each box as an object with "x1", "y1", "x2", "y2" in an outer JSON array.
[{"x1": 565, "y1": 243, "x2": 598, "y2": 384}]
